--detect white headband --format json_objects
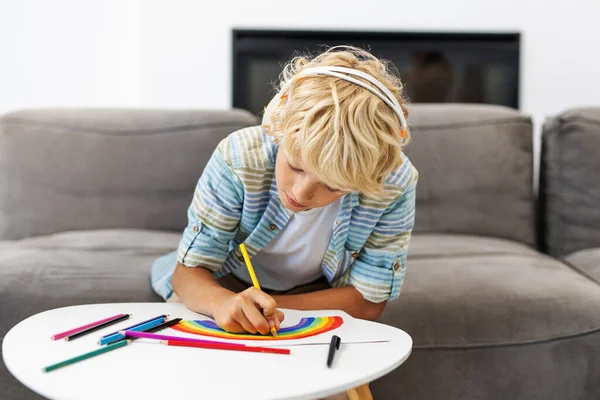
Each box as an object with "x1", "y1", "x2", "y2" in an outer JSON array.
[{"x1": 262, "y1": 66, "x2": 407, "y2": 134}]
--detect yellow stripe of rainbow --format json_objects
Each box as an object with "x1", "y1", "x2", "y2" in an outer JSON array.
[{"x1": 172, "y1": 316, "x2": 343, "y2": 341}]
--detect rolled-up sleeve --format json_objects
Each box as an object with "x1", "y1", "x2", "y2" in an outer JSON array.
[
  {"x1": 177, "y1": 140, "x2": 243, "y2": 273},
  {"x1": 348, "y1": 176, "x2": 417, "y2": 303}
]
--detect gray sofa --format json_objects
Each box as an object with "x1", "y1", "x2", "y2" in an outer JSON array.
[
  {"x1": 541, "y1": 107, "x2": 600, "y2": 266},
  {"x1": 1, "y1": 105, "x2": 600, "y2": 400}
]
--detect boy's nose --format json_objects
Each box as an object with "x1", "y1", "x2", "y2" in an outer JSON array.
[{"x1": 293, "y1": 181, "x2": 316, "y2": 204}]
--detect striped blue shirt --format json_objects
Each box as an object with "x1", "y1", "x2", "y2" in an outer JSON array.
[{"x1": 151, "y1": 126, "x2": 418, "y2": 303}]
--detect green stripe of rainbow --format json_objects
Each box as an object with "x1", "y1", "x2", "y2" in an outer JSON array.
[{"x1": 172, "y1": 316, "x2": 343, "y2": 340}]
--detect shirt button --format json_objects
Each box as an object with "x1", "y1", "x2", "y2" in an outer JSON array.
[
  {"x1": 193, "y1": 225, "x2": 199, "y2": 232},
  {"x1": 238, "y1": 256, "x2": 244, "y2": 262},
  {"x1": 269, "y1": 224, "x2": 277, "y2": 231},
  {"x1": 393, "y1": 262, "x2": 401, "y2": 272},
  {"x1": 352, "y1": 252, "x2": 360, "y2": 259}
]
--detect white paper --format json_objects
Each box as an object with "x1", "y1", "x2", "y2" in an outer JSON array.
[{"x1": 167, "y1": 308, "x2": 392, "y2": 347}]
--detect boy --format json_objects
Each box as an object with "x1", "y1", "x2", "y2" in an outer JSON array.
[{"x1": 151, "y1": 46, "x2": 418, "y2": 335}]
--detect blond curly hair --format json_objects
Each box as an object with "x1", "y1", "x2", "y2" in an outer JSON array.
[{"x1": 264, "y1": 45, "x2": 410, "y2": 198}]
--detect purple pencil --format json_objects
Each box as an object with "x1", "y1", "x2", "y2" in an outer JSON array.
[
  {"x1": 51, "y1": 314, "x2": 124, "y2": 340},
  {"x1": 119, "y1": 330, "x2": 246, "y2": 347}
]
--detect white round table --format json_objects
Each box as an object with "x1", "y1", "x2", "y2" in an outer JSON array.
[{"x1": 3, "y1": 303, "x2": 412, "y2": 400}]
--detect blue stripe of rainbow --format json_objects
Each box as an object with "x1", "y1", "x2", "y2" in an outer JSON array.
[{"x1": 172, "y1": 316, "x2": 343, "y2": 340}]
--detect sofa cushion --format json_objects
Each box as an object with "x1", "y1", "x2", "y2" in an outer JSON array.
[
  {"x1": 0, "y1": 109, "x2": 258, "y2": 241},
  {"x1": 389, "y1": 234, "x2": 600, "y2": 346},
  {"x1": 0, "y1": 229, "x2": 180, "y2": 337},
  {"x1": 407, "y1": 233, "x2": 539, "y2": 259},
  {"x1": 373, "y1": 233, "x2": 600, "y2": 399},
  {"x1": 0, "y1": 229, "x2": 180, "y2": 310},
  {"x1": 565, "y1": 248, "x2": 600, "y2": 285},
  {"x1": 0, "y1": 229, "x2": 182, "y2": 399},
  {"x1": 541, "y1": 107, "x2": 600, "y2": 257},
  {"x1": 405, "y1": 104, "x2": 535, "y2": 247}
]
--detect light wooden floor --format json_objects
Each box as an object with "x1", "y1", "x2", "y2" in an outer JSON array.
[{"x1": 325, "y1": 384, "x2": 373, "y2": 400}]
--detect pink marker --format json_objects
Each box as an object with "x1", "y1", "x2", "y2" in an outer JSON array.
[
  {"x1": 51, "y1": 314, "x2": 125, "y2": 340},
  {"x1": 120, "y1": 330, "x2": 245, "y2": 347}
]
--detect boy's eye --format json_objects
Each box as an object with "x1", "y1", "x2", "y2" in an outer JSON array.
[
  {"x1": 288, "y1": 162, "x2": 303, "y2": 173},
  {"x1": 286, "y1": 161, "x2": 341, "y2": 193}
]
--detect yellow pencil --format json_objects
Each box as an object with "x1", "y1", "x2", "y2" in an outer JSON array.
[{"x1": 239, "y1": 243, "x2": 278, "y2": 336}]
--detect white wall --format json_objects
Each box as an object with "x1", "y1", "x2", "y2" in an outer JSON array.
[
  {"x1": 0, "y1": 0, "x2": 141, "y2": 113},
  {"x1": 140, "y1": 0, "x2": 600, "y2": 127},
  {"x1": 2, "y1": 0, "x2": 600, "y2": 128}
]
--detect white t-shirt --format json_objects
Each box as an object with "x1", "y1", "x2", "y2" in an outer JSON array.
[{"x1": 232, "y1": 199, "x2": 341, "y2": 291}]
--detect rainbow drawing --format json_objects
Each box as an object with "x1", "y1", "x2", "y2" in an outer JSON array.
[{"x1": 171, "y1": 316, "x2": 343, "y2": 341}]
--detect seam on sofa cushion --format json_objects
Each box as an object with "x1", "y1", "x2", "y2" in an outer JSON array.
[
  {"x1": 411, "y1": 249, "x2": 600, "y2": 290},
  {"x1": 0, "y1": 168, "x2": 194, "y2": 195},
  {"x1": 558, "y1": 116, "x2": 566, "y2": 256},
  {"x1": 560, "y1": 257, "x2": 600, "y2": 287},
  {"x1": 5, "y1": 244, "x2": 177, "y2": 253},
  {"x1": 0, "y1": 119, "x2": 253, "y2": 137},
  {"x1": 412, "y1": 325, "x2": 600, "y2": 350},
  {"x1": 408, "y1": 252, "x2": 543, "y2": 261},
  {"x1": 558, "y1": 116, "x2": 600, "y2": 127},
  {"x1": 409, "y1": 118, "x2": 531, "y2": 131}
]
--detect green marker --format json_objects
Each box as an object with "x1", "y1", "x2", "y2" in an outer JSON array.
[{"x1": 43, "y1": 339, "x2": 130, "y2": 373}]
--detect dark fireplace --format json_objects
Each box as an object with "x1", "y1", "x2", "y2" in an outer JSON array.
[{"x1": 232, "y1": 30, "x2": 520, "y2": 116}]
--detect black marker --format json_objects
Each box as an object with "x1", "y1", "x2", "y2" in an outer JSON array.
[
  {"x1": 113, "y1": 318, "x2": 183, "y2": 344},
  {"x1": 64, "y1": 314, "x2": 132, "y2": 341},
  {"x1": 327, "y1": 335, "x2": 341, "y2": 368}
]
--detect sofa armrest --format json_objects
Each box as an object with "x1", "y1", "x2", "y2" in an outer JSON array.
[
  {"x1": 0, "y1": 108, "x2": 258, "y2": 240},
  {"x1": 541, "y1": 107, "x2": 600, "y2": 257}
]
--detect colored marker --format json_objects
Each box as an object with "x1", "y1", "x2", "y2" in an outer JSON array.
[
  {"x1": 51, "y1": 314, "x2": 124, "y2": 340},
  {"x1": 99, "y1": 317, "x2": 166, "y2": 345},
  {"x1": 240, "y1": 243, "x2": 279, "y2": 336},
  {"x1": 144, "y1": 318, "x2": 182, "y2": 334},
  {"x1": 120, "y1": 330, "x2": 245, "y2": 346},
  {"x1": 43, "y1": 340, "x2": 130, "y2": 372},
  {"x1": 327, "y1": 335, "x2": 341, "y2": 368},
  {"x1": 111, "y1": 318, "x2": 183, "y2": 344},
  {"x1": 64, "y1": 314, "x2": 132, "y2": 341},
  {"x1": 162, "y1": 339, "x2": 290, "y2": 355},
  {"x1": 99, "y1": 314, "x2": 168, "y2": 339}
]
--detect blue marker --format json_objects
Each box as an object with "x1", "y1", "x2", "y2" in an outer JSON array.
[
  {"x1": 98, "y1": 316, "x2": 166, "y2": 345},
  {"x1": 99, "y1": 314, "x2": 168, "y2": 339}
]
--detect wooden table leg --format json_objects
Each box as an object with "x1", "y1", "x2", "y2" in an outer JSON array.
[{"x1": 346, "y1": 384, "x2": 373, "y2": 400}]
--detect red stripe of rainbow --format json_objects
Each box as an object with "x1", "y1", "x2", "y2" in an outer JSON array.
[{"x1": 172, "y1": 316, "x2": 343, "y2": 341}]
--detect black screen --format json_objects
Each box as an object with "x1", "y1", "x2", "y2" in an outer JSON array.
[{"x1": 232, "y1": 30, "x2": 520, "y2": 117}]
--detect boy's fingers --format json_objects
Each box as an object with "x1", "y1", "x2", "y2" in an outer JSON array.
[
  {"x1": 233, "y1": 307, "x2": 258, "y2": 334},
  {"x1": 241, "y1": 301, "x2": 271, "y2": 335},
  {"x1": 267, "y1": 309, "x2": 284, "y2": 334},
  {"x1": 275, "y1": 310, "x2": 285, "y2": 331},
  {"x1": 219, "y1": 318, "x2": 246, "y2": 334},
  {"x1": 247, "y1": 288, "x2": 277, "y2": 316},
  {"x1": 267, "y1": 319, "x2": 278, "y2": 337},
  {"x1": 269, "y1": 312, "x2": 280, "y2": 332},
  {"x1": 270, "y1": 318, "x2": 281, "y2": 334},
  {"x1": 276, "y1": 309, "x2": 285, "y2": 322},
  {"x1": 240, "y1": 288, "x2": 279, "y2": 335}
]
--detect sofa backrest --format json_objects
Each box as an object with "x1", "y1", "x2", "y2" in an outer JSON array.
[
  {"x1": 0, "y1": 108, "x2": 258, "y2": 240},
  {"x1": 540, "y1": 107, "x2": 600, "y2": 257},
  {"x1": 0, "y1": 105, "x2": 536, "y2": 246},
  {"x1": 405, "y1": 104, "x2": 536, "y2": 247}
]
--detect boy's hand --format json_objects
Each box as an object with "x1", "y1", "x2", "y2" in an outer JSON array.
[{"x1": 214, "y1": 287, "x2": 284, "y2": 335}]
